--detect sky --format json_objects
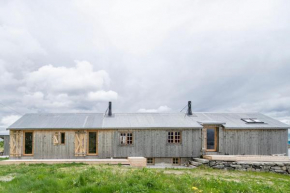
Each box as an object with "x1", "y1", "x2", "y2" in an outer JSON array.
[{"x1": 0, "y1": 0, "x2": 290, "y2": 131}]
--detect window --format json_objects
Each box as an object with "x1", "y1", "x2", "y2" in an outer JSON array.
[
  {"x1": 24, "y1": 132, "x2": 33, "y2": 155},
  {"x1": 206, "y1": 128, "x2": 218, "y2": 151},
  {"x1": 168, "y1": 131, "x2": 181, "y2": 143},
  {"x1": 60, "y1": 132, "x2": 65, "y2": 144},
  {"x1": 88, "y1": 132, "x2": 97, "y2": 154},
  {"x1": 241, "y1": 118, "x2": 264, "y2": 123},
  {"x1": 172, "y1": 158, "x2": 180, "y2": 165},
  {"x1": 53, "y1": 132, "x2": 65, "y2": 145},
  {"x1": 120, "y1": 132, "x2": 133, "y2": 145},
  {"x1": 147, "y1": 158, "x2": 154, "y2": 165}
]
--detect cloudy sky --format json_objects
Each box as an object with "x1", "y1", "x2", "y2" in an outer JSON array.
[{"x1": 1, "y1": 0, "x2": 290, "y2": 131}]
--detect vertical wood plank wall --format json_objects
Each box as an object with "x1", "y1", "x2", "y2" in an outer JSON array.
[
  {"x1": 219, "y1": 129, "x2": 288, "y2": 155},
  {"x1": 100, "y1": 129, "x2": 202, "y2": 158},
  {"x1": 4, "y1": 136, "x2": 10, "y2": 156},
  {"x1": 9, "y1": 128, "x2": 288, "y2": 159},
  {"x1": 12, "y1": 129, "x2": 202, "y2": 159}
]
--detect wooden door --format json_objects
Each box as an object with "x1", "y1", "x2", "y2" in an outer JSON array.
[
  {"x1": 10, "y1": 130, "x2": 22, "y2": 157},
  {"x1": 75, "y1": 131, "x2": 86, "y2": 156}
]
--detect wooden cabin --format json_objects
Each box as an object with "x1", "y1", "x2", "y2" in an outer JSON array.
[{"x1": 6, "y1": 102, "x2": 289, "y2": 165}]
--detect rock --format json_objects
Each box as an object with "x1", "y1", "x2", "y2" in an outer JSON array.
[
  {"x1": 275, "y1": 162, "x2": 284, "y2": 167},
  {"x1": 263, "y1": 166, "x2": 271, "y2": 170},
  {"x1": 209, "y1": 162, "x2": 216, "y2": 167},
  {"x1": 213, "y1": 165, "x2": 224, "y2": 169},
  {"x1": 193, "y1": 158, "x2": 209, "y2": 164},
  {"x1": 271, "y1": 166, "x2": 282, "y2": 170},
  {"x1": 287, "y1": 169, "x2": 290, "y2": 173},
  {"x1": 189, "y1": 165, "x2": 197, "y2": 169},
  {"x1": 274, "y1": 170, "x2": 285, "y2": 174},
  {"x1": 230, "y1": 165, "x2": 242, "y2": 169},
  {"x1": 282, "y1": 166, "x2": 287, "y2": 171},
  {"x1": 264, "y1": 162, "x2": 276, "y2": 166},
  {"x1": 253, "y1": 162, "x2": 264, "y2": 166},
  {"x1": 190, "y1": 161, "x2": 202, "y2": 166}
]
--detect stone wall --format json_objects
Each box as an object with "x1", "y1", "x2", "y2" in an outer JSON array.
[{"x1": 187, "y1": 158, "x2": 290, "y2": 175}]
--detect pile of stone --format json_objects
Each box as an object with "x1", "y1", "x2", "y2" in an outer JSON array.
[
  {"x1": 186, "y1": 158, "x2": 290, "y2": 175},
  {"x1": 184, "y1": 158, "x2": 209, "y2": 168}
]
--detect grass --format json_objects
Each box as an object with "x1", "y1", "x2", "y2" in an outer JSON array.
[
  {"x1": 0, "y1": 164, "x2": 289, "y2": 193},
  {"x1": 0, "y1": 141, "x2": 3, "y2": 152}
]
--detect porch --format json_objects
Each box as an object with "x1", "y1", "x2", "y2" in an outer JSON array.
[{"x1": 0, "y1": 157, "x2": 147, "y2": 167}]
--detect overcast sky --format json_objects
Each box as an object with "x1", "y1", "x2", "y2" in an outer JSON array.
[{"x1": 1, "y1": 0, "x2": 290, "y2": 131}]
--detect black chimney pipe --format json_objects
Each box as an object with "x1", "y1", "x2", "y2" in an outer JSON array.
[
  {"x1": 187, "y1": 101, "x2": 192, "y2": 115},
  {"x1": 108, "y1": 101, "x2": 112, "y2": 116}
]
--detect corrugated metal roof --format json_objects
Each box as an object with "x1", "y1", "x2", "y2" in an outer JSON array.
[
  {"x1": 8, "y1": 113, "x2": 103, "y2": 129},
  {"x1": 194, "y1": 112, "x2": 290, "y2": 129},
  {"x1": 7, "y1": 112, "x2": 290, "y2": 130},
  {"x1": 102, "y1": 113, "x2": 202, "y2": 128}
]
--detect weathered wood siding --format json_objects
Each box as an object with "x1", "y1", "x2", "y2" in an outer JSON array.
[
  {"x1": 13, "y1": 129, "x2": 202, "y2": 159},
  {"x1": 11, "y1": 128, "x2": 288, "y2": 159},
  {"x1": 98, "y1": 129, "x2": 202, "y2": 158},
  {"x1": 34, "y1": 130, "x2": 76, "y2": 159},
  {"x1": 4, "y1": 136, "x2": 10, "y2": 156},
  {"x1": 219, "y1": 129, "x2": 288, "y2": 155}
]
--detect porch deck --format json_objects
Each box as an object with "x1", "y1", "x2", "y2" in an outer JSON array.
[
  {"x1": 0, "y1": 157, "x2": 147, "y2": 167},
  {"x1": 0, "y1": 159, "x2": 129, "y2": 165},
  {"x1": 203, "y1": 155, "x2": 290, "y2": 162}
]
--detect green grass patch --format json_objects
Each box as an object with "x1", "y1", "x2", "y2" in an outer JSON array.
[
  {"x1": 0, "y1": 141, "x2": 3, "y2": 152},
  {"x1": 0, "y1": 164, "x2": 289, "y2": 192}
]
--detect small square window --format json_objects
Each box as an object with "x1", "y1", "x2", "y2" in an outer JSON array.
[
  {"x1": 120, "y1": 132, "x2": 133, "y2": 145},
  {"x1": 168, "y1": 131, "x2": 181, "y2": 143},
  {"x1": 147, "y1": 158, "x2": 154, "y2": 165},
  {"x1": 172, "y1": 158, "x2": 180, "y2": 165}
]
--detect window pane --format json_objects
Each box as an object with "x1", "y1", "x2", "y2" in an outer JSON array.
[
  {"x1": 89, "y1": 132, "x2": 97, "y2": 154},
  {"x1": 173, "y1": 158, "x2": 180, "y2": 165},
  {"x1": 61, "y1": 133, "x2": 65, "y2": 144},
  {"x1": 207, "y1": 129, "x2": 215, "y2": 150},
  {"x1": 168, "y1": 131, "x2": 181, "y2": 143},
  {"x1": 127, "y1": 133, "x2": 132, "y2": 144},
  {"x1": 25, "y1": 132, "x2": 33, "y2": 154},
  {"x1": 147, "y1": 158, "x2": 153, "y2": 164}
]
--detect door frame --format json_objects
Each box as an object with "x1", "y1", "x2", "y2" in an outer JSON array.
[
  {"x1": 205, "y1": 127, "x2": 218, "y2": 152},
  {"x1": 87, "y1": 130, "x2": 98, "y2": 155},
  {"x1": 23, "y1": 131, "x2": 34, "y2": 156}
]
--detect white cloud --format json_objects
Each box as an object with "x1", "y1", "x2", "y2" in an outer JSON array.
[
  {"x1": 12, "y1": 61, "x2": 119, "y2": 111},
  {"x1": 1, "y1": 115, "x2": 21, "y2": 127},
  {"x1": 24, "y1": 61, "x2": 110, "y2": 93},
  {"x1": 88, "y1": 90, "x2": 118, "y2": 101},
  {"x1": 138, "y1": 105, "x2": 171, "y2": 113}
]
